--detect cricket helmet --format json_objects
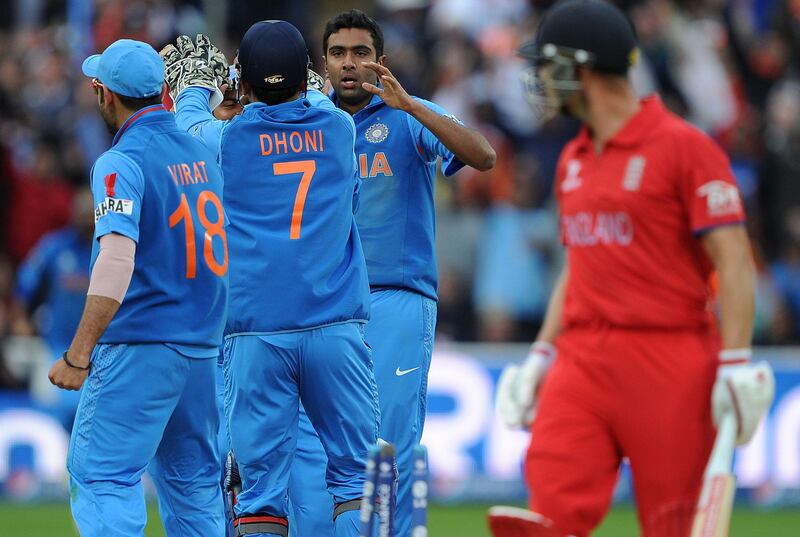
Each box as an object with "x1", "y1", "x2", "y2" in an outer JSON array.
[{"x1": 518, "y1": 0, "x2": 639, "y2": 118}]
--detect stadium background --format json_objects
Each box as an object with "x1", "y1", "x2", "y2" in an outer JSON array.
[{"x1": 1, "y1": 0, "x2": 799, "y2": 535}]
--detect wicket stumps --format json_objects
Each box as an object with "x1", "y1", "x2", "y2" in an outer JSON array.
[
  {"x1": 411, "y1": 445, "x2": 429, "y2": 537},
  {"x1": 359, "y1": 443, "x2": 430, "y2": 537},
  {"x1": 359, "y1": 446, "x2": 379, "y2": 537}
]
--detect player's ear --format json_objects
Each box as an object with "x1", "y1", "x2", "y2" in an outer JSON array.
[
  {"x1": 240, "y1": 79, "x2": 252, "y2": 98},
  {"x1": 377, "y1": 55, "x2": 386, "y2": 66},
  {"x1": 322, "y1": 55, "x2": 328, "y2": 75}
]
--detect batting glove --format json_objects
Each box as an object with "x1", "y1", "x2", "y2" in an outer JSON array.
[
  {"x1": 495, "y1": 341, "x2": 556, "y2": 428},
  {"x1": 711, "y1": 349, "x2": 774, "y2": 445},
  {"x1": 159, "y1": 35, "x2": 223, "y2": 109}
]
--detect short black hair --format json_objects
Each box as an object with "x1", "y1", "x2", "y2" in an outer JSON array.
[
  {"x1": 115, "y1": 93, "x2": 163, "y2": 110},
  {"x1": 323, "y1": 9, "x2": 384, "y2": 58},
  {"x1": 252, "y1": 84, "x2": 304, "y2": 106}
]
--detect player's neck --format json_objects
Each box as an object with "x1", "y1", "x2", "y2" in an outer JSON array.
[
  {"x1": 584, "y1": 86, "x2": 640, "y2": 154},
  {"x1": 339, "y1": 95, "x2": 372, "y2": 116},
  {"x1": 116, "y1": 109, "x2": 136, "y2": 130}
]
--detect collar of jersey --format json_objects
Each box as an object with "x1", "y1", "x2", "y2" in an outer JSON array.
[
  {"x1": 112, "y1": 104, "x2": 167, "y2": 146},
  {"x1": 575, "y1": 94, "x2": 664, "y2": 152},
  {"x1": 329, "y1": 90, "x2": 384, "y2": 116},
  {"x1": 245, "y1": 95, "x2": 308, "y2": 112}
]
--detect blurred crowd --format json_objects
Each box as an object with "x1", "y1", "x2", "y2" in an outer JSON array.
[{"x1": 1, "y1": 0, "x2": 799, "y2": 391}]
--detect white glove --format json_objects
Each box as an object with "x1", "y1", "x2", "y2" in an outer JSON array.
[
  {"x1": 495, "y1": 341, "x2": 556, "y2": 428},
  {"x1": 711, "y1": 349, "x2": 775, "y2": 445}
]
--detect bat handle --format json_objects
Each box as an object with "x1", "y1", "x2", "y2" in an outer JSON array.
[{"x1": 705, "y1": 412, "x2": 737, "y2": 477}]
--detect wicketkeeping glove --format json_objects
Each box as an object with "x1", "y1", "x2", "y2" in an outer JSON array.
[
  {"x1": 194, "y1": 34, "x2": 230, "y2": 89},
  {"x1": 159, "y1": 34, "x2": 223, "y2": 109},
  {"x1": 306, "y1": 68, "x2": 326, "y2": 92},
  {"x1": 711, "y1": 349, "x2": 774, "y2": 445},
  {"x1": 495, "y1": 341, "x2": 556, "y2": 428}
]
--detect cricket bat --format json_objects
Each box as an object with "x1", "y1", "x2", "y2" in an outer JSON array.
[{"x1": 690, "y1": 412, "x2": 737, "y2": 537}]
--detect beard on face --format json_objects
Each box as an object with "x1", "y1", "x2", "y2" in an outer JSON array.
[
  {"x1": 334, "y1": 70, "x2": 378, "y2": 107},
  {"x1": 100, "y1": 104, "x2": 117, "y2": 135}
]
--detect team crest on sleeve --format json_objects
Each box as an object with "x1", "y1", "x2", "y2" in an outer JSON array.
[
  {"x1": 95, "y1": 197, "x2": 134, "y2": 222},
  {"x1": 696, "y1": 180, "x2": 742, "y2": 217},
  {"x1": 365, "y1": 122, "x2": 389, "y2": 143}
]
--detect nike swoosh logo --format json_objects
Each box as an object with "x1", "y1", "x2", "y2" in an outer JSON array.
[{"x1": 395, "y1": 366, "x2": 420, "y2": 377}]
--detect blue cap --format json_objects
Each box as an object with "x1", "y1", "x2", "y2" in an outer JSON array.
[
  {"x1": 82, "y1": 39, "x2": 164, "y2": 98},
  {"x1": 238, "y1": 20, "x2": 307, "y2": 90}
]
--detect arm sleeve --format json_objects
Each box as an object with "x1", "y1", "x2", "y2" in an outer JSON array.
[
  {"x1": 406, "y1": 97, "x2": 465, "y2": 177},
  {"x1": 175, "y1": 87, "x2": 226, "y2": 158},
  {"x1": 87, "y1": 233, "x2": 136, "y2": 303},
  {"x1": 91, "y1": 152, "x2": 144, "y2": 243},
  {"x1": 680, "y1": 129, "x2": 746, "y2": 235}
]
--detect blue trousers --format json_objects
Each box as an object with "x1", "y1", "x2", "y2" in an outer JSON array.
[
  {"x1": 68, "y1": 343, "x2": 224, "y2": 537},
  {"x1": 216, "y1": 351, "x2": 236, "y2": 537},
  {"x1": 290, "y1": 289, "x2": 436, "y2": 536},
  {"x1": 224, "y1": 322, "x2": 379, "y2": 537}
]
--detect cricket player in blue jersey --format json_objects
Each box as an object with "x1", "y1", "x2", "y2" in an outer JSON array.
[
  {"x1": 166, "y1": 21, "x2": 380, "y2": 537},
  {"x1": 47, "y1": 39, "x2": 228, "y2": 537},
  {"x1": 15, "y1": 188, "x2": 93, "y2": 428},
  {"x1": 289, "y1": 10, "x2": 496, "y2": 536}
]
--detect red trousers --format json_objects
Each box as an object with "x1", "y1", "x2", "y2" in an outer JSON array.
[{"x1": 526, "y1": 325, "x2": 719, "y2": 537}]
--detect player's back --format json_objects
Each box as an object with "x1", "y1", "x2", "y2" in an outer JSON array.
[
  {"x1": 221, "y1": 97, "x2": 370, "y2": 335},
  {"x1": 95, "y1": 108, "x2": 228, "y2": 347}
]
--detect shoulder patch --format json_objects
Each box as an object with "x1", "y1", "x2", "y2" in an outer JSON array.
[
  {"x1": 104, "y1": 173, "x2": 117, "y2": 197},
  {"x1": 95, "y1": 197, "x2": 134, "y2": 222},
  {"x1": 696, "y1": 180, "x2": 742, "y2": 217}
]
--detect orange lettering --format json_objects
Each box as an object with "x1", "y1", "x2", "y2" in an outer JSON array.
[
  {"x1": 181, "y1": 163, "x2": 193, "y2": 184},
  {"x1": 193, "y1": 162, "x2": 204, "y2": 184},
  {"x1": 167, "y1": 165, "x2": 179, "y2": 186},
  {"x1": 369, "y1": 152, "x2": 393, "y2": 177},
  {"x1": 273, "y1": 160, "x2": 316, "y2": 240},
  {"x1": 289, "y1": 131, "x2": 303, "y2": 153},
  {"x1": 260, "y1": 134, "x2": 273, "y2": 156},
  {"x1": 275, "y1": 132, "x2": 288, "y2": 154},
  {"x1": 359, "y1": 154, "x2": 368, "y2": 178},
  {"x1": 197, "y1": 161, "x2": 209, "y2": 183},
  {"x1": 304, "y1": 130, "x2": 318, "y2": 152}
]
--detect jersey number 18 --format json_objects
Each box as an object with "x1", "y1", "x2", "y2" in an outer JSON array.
[{"x1": 169, "y1": 190, "x2": 228, "y2": 278}]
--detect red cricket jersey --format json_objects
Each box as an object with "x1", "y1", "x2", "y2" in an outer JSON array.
[{"x1": 556, "y1": 96, "x2": 745, "y2": 330}]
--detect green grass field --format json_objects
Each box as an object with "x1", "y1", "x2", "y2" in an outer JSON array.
[{"x1": 3, "y1": 502, "x2": 800, "y2": 536}]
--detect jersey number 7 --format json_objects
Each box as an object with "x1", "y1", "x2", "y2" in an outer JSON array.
[
  {"x1": 169, "y1": 190, "x2": 228, "y2": 278},
  {"x1": 273, "y1": 160, "x2": 316, "y2": 240}
]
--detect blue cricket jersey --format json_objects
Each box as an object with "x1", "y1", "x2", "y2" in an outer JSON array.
[
  {"x1": 336, "y1": 93, "x2": 464, "y2": 300},
  {"x1": 14, "y1": 227, "x2": 91, "y2": 351},
  {"x1": 175, "y1": 88, "x2": 370, "y2": 335},
  {"x1": 90, "y1": 105, "x2": 227, "y2": 351}
]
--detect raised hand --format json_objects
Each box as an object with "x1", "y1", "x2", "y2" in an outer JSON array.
[{"x1": 361, "y1": 61, "x2": 415, "y2": 112}]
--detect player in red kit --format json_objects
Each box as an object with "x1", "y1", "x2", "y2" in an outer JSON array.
[{"x1": 490, "y1": 1, "x2": 774, "y2": 536}]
